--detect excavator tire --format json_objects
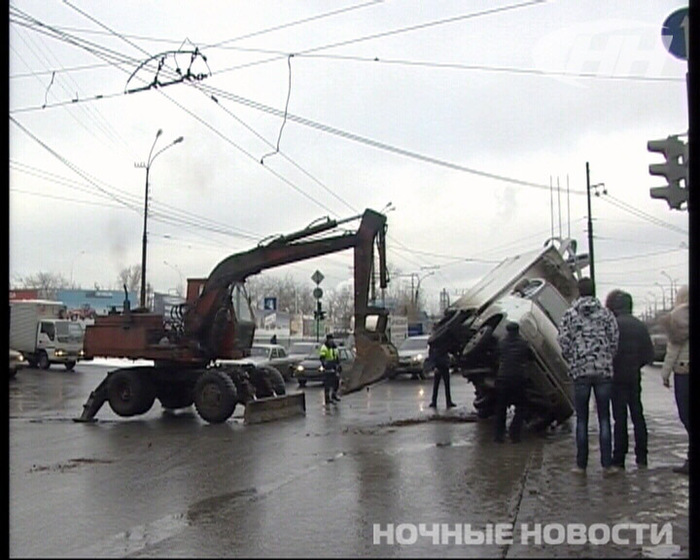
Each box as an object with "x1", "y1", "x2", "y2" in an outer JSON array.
[
  {"x1": 194, "y1": 370, "x2": 238, "y2": 424},
  {"x1": 157, "y1": 385, "x2": 194, "y2": 410},
  {"x1": 108, "y1": 370, "x2": 157, "y2": 417},
  {"x1": 249, "y1": 367, "x2": 276, "y2": 398},
  {"x1": 258, "y1": 366, "x2": 286, "y2": 396}
]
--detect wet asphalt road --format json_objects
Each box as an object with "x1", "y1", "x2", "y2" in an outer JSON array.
[{"x1": 9, "y1": 363, "x2": 690, "y2": 558}]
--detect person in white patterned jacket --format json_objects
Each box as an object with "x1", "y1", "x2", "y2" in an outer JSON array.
[{"x1": 558, "y1": 277, "x2": 620, "y2": 475}]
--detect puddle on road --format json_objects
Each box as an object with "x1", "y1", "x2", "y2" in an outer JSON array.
[
  {"x1": 383, "y1": 412, "x2": 479, "y2": 427},
  {"x1": 71, "y1": 512, "x2": 190, "y2": 558},
  {"x1": 28, "y1": 457, "x2": 114, "y2": 474},
  {"x1": 187, "y1": 488, "x2": 258, "y2": 523},
  {"x1": 642, "y1": 543, "x2": 683, "y2": 558}
]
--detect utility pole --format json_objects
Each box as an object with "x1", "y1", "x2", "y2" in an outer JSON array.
[
  {"x1": 586, "y1": 162, "x2": 596, "y2": 296},
  {"x1": 136, "y1": 130, "x2": 184, "y2": 309}
]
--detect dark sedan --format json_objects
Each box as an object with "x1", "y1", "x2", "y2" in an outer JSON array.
[{"x1": 293, "y1": 347, "x2": 356, "y2": 387}]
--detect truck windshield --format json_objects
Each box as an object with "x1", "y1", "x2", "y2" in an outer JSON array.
[{"x1": 56, "y1": 321, "x2": 84, "y2": 342}]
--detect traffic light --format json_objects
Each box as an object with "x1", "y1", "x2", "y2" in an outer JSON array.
[
  {"x1": 648, "y1": 135, "x2": 688, "y2": 210},
  {"x1": 314, "y1": 301, "x2": 325, "y2": 321}
]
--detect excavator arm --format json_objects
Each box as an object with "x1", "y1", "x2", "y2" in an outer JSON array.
[
  {"x1": 83, "y1": 208, "x2": 397, "y2": 392},
  {"x1": 183, "y1": 208, "x2": 396, "y2": 391}
]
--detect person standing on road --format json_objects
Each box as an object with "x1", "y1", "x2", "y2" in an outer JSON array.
[
  {"x1": 493, "y1": 321, "x2": 532, "y2": 443},
  {"x1": 320, "y1": 333, "x2": 341, "y2": 406},
  {"x1": 659, "y1": 284, "x2": 690, "y2": 475},
  {"x1": 427, "y1": 343, "x2": 456, "y2": 409},
  {"x1": 605, "y1": 290, "x2": 655, "y2": 470},
  {"x1": 558, "y1": 277, "x2": 619, "y2": 475}
]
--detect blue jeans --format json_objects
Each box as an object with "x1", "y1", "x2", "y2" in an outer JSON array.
[
  {"x1": 674, "y1": 373, "x2": 689, "y2": 459},
  {"x1": 574, "y1": 376, "x2": 613, "y2": 469}
]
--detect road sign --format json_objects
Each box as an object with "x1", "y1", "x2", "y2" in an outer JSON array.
[
  {"x1": 313, "y1": 287, "x2": 323, "y2": 300},
  {"x1": 263, "y1": 297, "x2": 277, "y2": 311},
  {"x1": 311, "y1": 270, "x2": 324, "y2": 285},
  {"x1": 662, "y1": 8, "x2": 689, "y2": 60}
]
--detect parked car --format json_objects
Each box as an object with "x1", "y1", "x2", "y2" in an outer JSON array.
[
  {"x1": 650, "y1": 332, "x2": 668, "y2": 362},
  {"x1": 293, "y1": 346, "x2": 356, "y2": 387},
  {"x1": 217, "y1": 343, "x2": 297, "y2": 381},
  {"x1": 429, "y1": 241, "x2": 584, "y2": 430},
  {"x1": 390, "y1": 334, "x2": 431, "y2": 379},
  {"x1": 10, "y1": 349, "x2": 27, "y2": 378}
]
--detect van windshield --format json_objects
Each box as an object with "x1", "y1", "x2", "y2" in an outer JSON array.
[{"x1": 400, "y1": 337, "x2": 428, "y2": 351}]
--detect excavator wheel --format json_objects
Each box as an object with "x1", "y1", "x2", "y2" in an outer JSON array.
[
  {"x1": 249, "y1": 367, "x2": 275, "y2": 398},
  {"x1": 108, "y1": 370, "x2": 157, "y2": 417},
  {"x1": 258, "y1": 366, "x2": 286, "y2": 396},
  {"x1": 194, "y1": 370, "x2": 238, "y2": 424},
  {"x1": 157, "y1": 385, "x2": 194, "y2": 410}
]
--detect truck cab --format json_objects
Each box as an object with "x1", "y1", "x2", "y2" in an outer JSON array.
[
  {"x1": 36, "y1": 319, "x2": 86, "y2": 370},
  {"x1": 10, "y1": 300, "x2": 87, "y2": 370}
]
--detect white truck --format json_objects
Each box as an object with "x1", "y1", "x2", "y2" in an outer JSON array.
[{"x1": 9, "y1": 300, "x2": 86, "y2": 370}]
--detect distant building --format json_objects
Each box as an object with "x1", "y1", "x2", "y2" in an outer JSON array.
[
  {"x1": 9, "y1": 289, "x2": 41, "y2": 301},
  {"x1": 56, "y1": 289, "x2": 137, "y2": 317}
]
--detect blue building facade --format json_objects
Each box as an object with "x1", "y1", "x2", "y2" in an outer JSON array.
[{"x1": 57, "y1": 289, "x2": 137, "y2": 317}]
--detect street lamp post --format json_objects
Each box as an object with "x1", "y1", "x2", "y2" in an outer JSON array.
[
  {"x1": 163, "y1": 260, "x2": 184, "y2": 296},
  {"x1": 647, "y1": 291, "x2": 658, "y2": 316},
  {"x1": 414, "y1": 271, "x2": 435, "y2": 306},
  {"x1": 70, "y1": 250, "x2": 86, "y2": 287},
  {"x1": 660, "y1": 270, "x2": 675, "y2": 308},
  {"x1": 136, "y1": 130, "x2": 184, "y2": 308},
  {"x1": 654, "y1": 282, "x2": 666, "y2": 311}
]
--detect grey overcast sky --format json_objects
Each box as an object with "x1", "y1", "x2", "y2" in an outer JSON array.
[{"x1": 9, "y1": 1, "x2": 689, "y2": 315}]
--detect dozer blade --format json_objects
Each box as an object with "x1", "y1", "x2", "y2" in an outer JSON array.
[
  {"x1": 341, "y1": 335, "x2": 398, "y2": 395},
  {"x1": 243, "y1": 392, "x2": 306, "y2": 425}
]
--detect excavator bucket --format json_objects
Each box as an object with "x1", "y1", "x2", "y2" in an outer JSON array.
[
  {"x1": 243, "y1": 392, "x2": 306, "y2": 424},
  {"x1": 341, "y1": 333, "x2": 398, "y2": 394}
]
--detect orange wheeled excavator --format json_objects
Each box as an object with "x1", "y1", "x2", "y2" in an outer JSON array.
[{"x1": 75, "y1": 209, "x2": 398, "y2": 424}]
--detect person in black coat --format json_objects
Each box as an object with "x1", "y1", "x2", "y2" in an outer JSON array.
[
  {"x1": 427, "y1": 343, "x2": 456, "y2": 409},
  {"x1": 494, "y1": 321, "x2": 532, "y2": 443},
  {"x1": 605, "y1": 290, "x2": 655, "y2": 468}
]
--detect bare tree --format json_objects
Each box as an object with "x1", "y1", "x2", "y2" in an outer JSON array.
[
  {"x1": 246, "y1": 274, "x2": 314, "y2": 315},
  {"x1": 117, "y1": 265, "x2": 141, "y2": 294},
  {"x1": 326, "y1": 284, "x2": 354, "y2": 329},
  {"x1": 14, "y1": 271, "x2": 70, "y2": 299}
]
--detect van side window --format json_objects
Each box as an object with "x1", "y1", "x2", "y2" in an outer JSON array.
[{"x1": 40, "y1": 322, "x2": 56, "y2": 341}]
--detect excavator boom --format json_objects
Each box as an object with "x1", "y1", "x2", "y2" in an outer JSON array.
[{"x1": 77, "y1": 209, "x2": 397, "y2": 424}]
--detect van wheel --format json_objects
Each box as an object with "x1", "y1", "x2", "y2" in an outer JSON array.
[
  {"x1": 462, "y1": 325, "x2": 494, "y2": 361},
  {"x1": 38, "y1": 352, "x2": 50, "y2": 370},
  {"x1": 64, "y1": 361, "x2": 76, "y2": 371}
]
